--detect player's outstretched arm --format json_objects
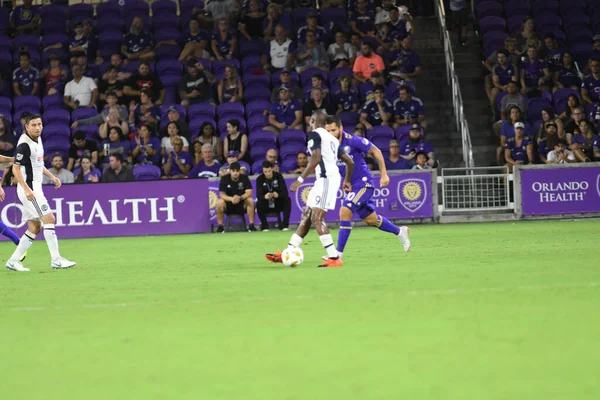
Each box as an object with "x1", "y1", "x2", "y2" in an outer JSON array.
[
  {"x1": 291, "y1": 148, "x2": 321, "y2": 192},
  {"x1": 368, "y1": 145, "x2": 390, "y2": 187}
]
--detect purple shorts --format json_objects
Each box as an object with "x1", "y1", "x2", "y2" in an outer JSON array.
[{"x1": 342, "y1": 186, "x2": 376, "y2": 220}]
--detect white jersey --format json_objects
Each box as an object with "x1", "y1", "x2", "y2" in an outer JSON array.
[
  {"x1": 15, "y1": 133, "x2": 45, "y2": 190},
  {"x1": 307, "y1": 127, "x2": 341, "y2": 180}
]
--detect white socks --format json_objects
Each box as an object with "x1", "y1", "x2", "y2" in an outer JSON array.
[
  {"x1": 9, "y1": 231, "x2": 35, "y2": 262},
  {"x1": 43, "y1": 224, "x2": 61, "y2": 260},
  {"x1": 319, "y1": 234, "x2": 338, "y2": 258},
  {"x1": 288, "y1": 233, "x2": 303, "y2": 248}
]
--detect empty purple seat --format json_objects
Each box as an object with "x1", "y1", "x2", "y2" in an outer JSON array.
[
  {"x1": 506, "y1": 14, "x2": 528, "y2": 35},
  {"x1": 42, "y1": 124, "x2": 70, "y2": 141},
  {"x1": 280, "y1": 142, "x2": 305, "y2": 163},
  {"x1": 245, "y1": 88, "x2": 271, "y2": 103},
  {"x1": 154, "y1": 27, "x2": 180, "y2": 42},
  {"x1": 366, "y1": 126, "x2": 394, "y2": 140},
  {"x1": 156, "y1": 59, "x2": 183, "y2": 76},
  {"x1": 240, "y1": 41, "x2": 264, "y2": 59},
  {"x1": 292, "y1": 8, "x2": 313, "y2": 28},
  {"x1": 320, "y1": 8, "x2": 345, "y2": 28},
  {"x1": 250, "y1": 144, "x2": 273, "y2": 161},
  {"x1": 14, "y1": 34, "x2": 40, "y2": 53},
  {"x1": 0, "y1": 8, "x2": 10, "y2": 33},
  {"x1": 476, "y1": 1, "x2": 503, "y2": 19},
  {"x1": 189, "y1": 117, "x2": 216, "y2": 138},
  {"x1": 152, "y1": 0, "x2": 177, "y2": 15},
  {"x1": 245, "y1": 100, "x2": 270, "y2": 119},
  {"x1": 156, "y1": 45, "x2": 181, "y2": 61},
  {"x1": 42, "y1": 94, "x2": 63, "y2": 111},
  {"x1": 527, "y1": 98, "x2": 553, "y2": 124},
  {"x1": 278, "y1": 129, "x2": 305, "y2": 146},
  {"x1": 370, "y1": 136, "x2": 391, "y2": 152},
  {"x1": 124, "y1": 0, "x2": 151, "y2": 16},
  {"x1": 217, "y1": 102, "x2": 245, "y2": 119},
  {"x1": 188, "y1": 103, "x2": 215, "y2": 120},
  {"x1": 395, "y1": 125, "x2": 412, "y2": 141},
  {"x1": 133, "y1": 164, "x2": 161, "y2": 181},
  {"x1": 247, "y1": 115, "x2": 268, "y2": 132},
  {"x1": 503, "y1": 0, "x2": 529, "y2": 18},
  {"x1": 41, "y1": 33, "x2": 68, "y2": 49},
  {"x1": 98, "y1": 32, "x2": 122, "y2": 58},
  {"x1": 272, "y1": 70, "x2": 300, "y2": 86},
  {"x1": 14, "y1": 96, "x2": 41, "y2": 112},
  {"x1": 338, "y1": 111, "x2": 357, "y2": 126},
  {"x1": 243, "y1": 74, "x2": 270, "y2": 90},
  {"x1": 43, "y1": 109, "x2": 70, "y2": 126},
  {"x1": 96, "y1": 1, "x2": 121, "y2": 19},
  {"x1": 71, "y1": 108, "x2": 97, "y2": 121},
  {"x1": 69, "y1": 3, "x2": 93, "y2": 21},
  {"x1": 479, "y1": 16, "x2": 506, "y2": 36},
  {"x1": 0, "y1": 97, "x2": 11, "y2": 112},
  {"x1": 566, "y1": 27, "x2": 592, "y2": 44},
  {"x1": 248, "y1": 130, "x2": 277, "y2": 147},
  {"x1": 553, "y1": 88, "x2": 580, "y2": 115},
  {"x1": 97, "y1": 16, "x2": 123, "y2": 34}
]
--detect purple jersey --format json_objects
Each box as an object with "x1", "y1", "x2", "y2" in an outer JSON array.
[
  {"x1": 188, "y1": 160, "x2": 221, "y2": 178},
  {"x1": 70, "y1": 34, "x2": 89, "y2": 52},
  {"x1": 493, "y1": 63, "x2": 516, "y2": 86},
  {"x1": 350, "y1": 10, "x2": 375, "y2": 33},
  {"x1": 131, "y1": 136, "x2": 161, "y2": 165},
  {"x1": 297, "y1": 25, "x2": 328, "y2": 44},
  {"x1": 593, "y1": 134, "x2": 600, "y2": 150},
  {"x1": 582, "y1": 75, "x2": 600, "y2": 102},
  {"x1": 212, "y1": 29, "x2": 236, "y2": 56},
  {"x1": 167, "y1": 151, "x2": 193, "y2": 176},
  {"x1": 337, "y1": 131, "x2": 374, "y2": 188},
  {"x1": 387, "y1": 49, "x2": 421, "y2": 74},
  {"x1": 100, "y1": 140, "x2": 131, "y2": 164},
  {"x1": 180, "y1": 29, "x2": 210, "y2": 46},
  {"x1": 393, "y1": 98, "x2": 424, "y2": 120},
  {"x1": 11, "y1": 5, "x2": 38, "y2": 27},
  {"x1": 522, "y1": 58, "x2": 546, "y2": 87},
  {"x1": 12, "y1": 67, "x2": 40, "y2": 95},
  {"x1": 333, "y1": 89, "x2": 359, "y2": 112},
  {"x1": 123, "y1": 32, "x2": 154, "y2": 54},
  {"x1": 269, "y1": 98, "x2": 302, "y2": 125},
  {"x1": 557, "y1": 66, "x2": 580, "y2": 88},
  {"x1": 361, "y1": 99, "x2": 393, "y2": 126},
  {"x1": 505, "y1": 136, "x2": 532, "y2": 163},
  {"x1": 537, "y1": 138, "x2": 550, "y2": 159}
]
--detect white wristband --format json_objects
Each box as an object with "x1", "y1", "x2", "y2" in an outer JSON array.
[{"x1": 297, "y1": 176, "x2": 304, "y2": 183}]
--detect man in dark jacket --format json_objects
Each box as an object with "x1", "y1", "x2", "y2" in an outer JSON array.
[{"x1": 256, "y1": 161, "x2": 291, "y2": 231}]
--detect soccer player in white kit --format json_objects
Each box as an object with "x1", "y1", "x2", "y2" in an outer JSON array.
[
  {"x1": 5, "y1": 113, "x2": 76, "y2": 272},
  {"x1": 266, "y1": 110, "x2": 354, "y2": 268}
]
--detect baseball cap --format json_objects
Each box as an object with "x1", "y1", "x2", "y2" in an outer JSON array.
[
  {"x1": 279, "y1": 85, "x2": 290, "y2": 92},
  {"x1": 229, "y1": 162, "x2": 241, "y2": 171},
  {"x1": 514, "y1": 122, "x2": 525, "y2": 129},
  {"x1": 594, "y1": 34, "x2": 600, "y2": 41},
  {"x1": 409, "y1": 124, "x2": 421, "y2": 131},
  {"x1": 167, "y1": 106, "x2": 179, "y2": 113},
  {"x1": 227, "y1": 150, "x2": 239, "y2": 157},
  {"x1": 280, "y1": 68, "x2": 291, "y2": 74}
]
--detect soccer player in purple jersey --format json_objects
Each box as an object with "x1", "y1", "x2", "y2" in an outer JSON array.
[{"x1": 324, "y1": 116, "x2": 410, "y2": 260}]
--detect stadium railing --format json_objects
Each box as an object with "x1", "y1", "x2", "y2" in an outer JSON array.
[{"x1": 435, "y1": 0, "x2": 475, "y2": 169}]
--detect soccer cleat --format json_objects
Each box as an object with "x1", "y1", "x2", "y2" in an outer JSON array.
[
  {"x1": 6, "y1": 260, "x2": 30, "y2": 272},
  {"x1": 398, "y1": 226, "x2": 411, "y2": 252},
  {"x1": 51, "y1": 257, "x2": 76, "y2": 269},
  {"x1": 321, "y1": 252, "x2": 343, "y2": 261},
  {"x1": 19, "y1": 251, "x2": 27, "y2": 262},
  {"x1": 216, "y1": 225, "x2": 224, "y2": 233},
  {"x1": 318, "y1": 258, "x2": 343, "y2": 268},
  {"x1": 248, "y1": 224, "x2": 257, "y2": 232},
  {"x1": 265, "y1": 250, "x2": 283, "y2": 263}
]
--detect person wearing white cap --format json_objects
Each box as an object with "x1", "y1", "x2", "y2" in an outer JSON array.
[{"x1": 504, "y1": 122, "x2": 533, "y2": 171}]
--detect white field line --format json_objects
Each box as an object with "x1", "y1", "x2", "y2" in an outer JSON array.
[{"x1": 4, "y1": 282, "x2": 599, "y2": 312}]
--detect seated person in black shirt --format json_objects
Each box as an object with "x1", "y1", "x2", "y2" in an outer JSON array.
[
  {"x1": 256, "y1": 161, "x2": 291, "y2": 231},
  {"x1": 215, "y1": 162, "x2": 257, "y2": 233},
  {"x1": 67, "y1": 130, "x2": 99, "y2": 171}
]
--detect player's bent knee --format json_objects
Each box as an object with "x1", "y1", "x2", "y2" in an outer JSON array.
[
  {"x1": 339, "y1": 206, "x2": 353, "y2": 220},
  {"x1": 28, "y1": 221, "x2": 41, "y2": 234},
  {"x1": 364, "y1": 213, "x2": 379, "y2": 226},
  {"x1": 41, "y1": 213, "x2": 56, "y2": 225}
]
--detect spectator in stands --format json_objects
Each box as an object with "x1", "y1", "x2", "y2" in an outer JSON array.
[
  {"x1": 303, "y1": 74, "x2": 330, "y2": 101},
  {"x1": 218, "y1": 65, "x2": 243, "y2": 104},
  {"x1": 489, "y1": 50, "x2": 518, "y2": 109},
  {"x1": 591, "y1": 35, "x2": 600, "y2": 65},
  {"x1": 399, "y1": 125, "x2": 435, "y2": 169},
  {"x1": 294, "y1": 31, "x2": 329, "y2": 73},
  {"x1": 594, "y1": 133, "x2": 600, "y2": 161},
  {"x1": 559, "y1": 94, "x2": 581, "y2": 122},
  {"x1": 265, "y1": 148, "x2": 280, "y2": 172},
  {"x1": 162, "y1": 121, "x2": 190, "y2": 154},
  {"x1": 97, "y1": 67, "x2": 125, "y2": 108},
  {"x1": 161, "y1": 137, "x2": 193, "y2": 179},
  {"x1": 188, "y1": 144, "x2": 221, "y2": 178},
  {"x1": 40, "y1": 54, "x2": 67, "y2": 96},
  {"x1": 493, "y1": 81, "x2": 527, "y2": 138},
  {"x1": 350, "y1": 0, "x2": 375, "y2": 38},
  {"x1": 270, "y1": 69, "x2": 303, "y2": 102},
  {"x1": 262, "y1": 25, "x2": 295, "y2": 73},
  {"x1": 303, "y1": 87, "x2": 336, "y2": 132},
  {"x1": 178, "y1": 59, "x2": 216, "y2": 108},
  {"x1": 128, "y1": 88, "x2": 161, "y2": 133},
  {"x1": 223, "y1": 120, "x2": 250, "y2": 162},
  {"x1": 387, "y1": 36, "x2": 421, "y2": 81},
  {"x1": 520, "y1": 46, "x2": 550, "y2": 96},
  {"x1": 99, "y1": 126, "x2": 131, "y2": 167},
  {"x1": 565, "y1": 107, "x2": 586, "y2": 139},
  {"x1": 285, "y1": 151, "x2": 308, "y2": 174},
  {"x1": 393, "y1": 86, "x2": 425, "y2": 129},
  {"x1": 72, "y1": 91, "x2": 127, "y2": 129},
  {"x1": 73, "y1": 53, "x2": 98, "y2": 82},
  {"x1": 256, "y1": 161, "x2": 290, "y2": 231},
  {"x1": 537, "y1": 121, "x2": 558, "y2": 163},
  {"x1": 546, "y1": 139, "x2": 576, "y2": 164},
  {"x1": 483, "y1": 38, "x2": 519, "y2": 100},
  {"x1": 123, "y1": 62, "x2": 166, "y2": 105},
  {"x1": 353, "y1": 43, "x2": 385, "y2": 85},
  {"x1": 542, "y1": 33, "x2": 564, "y2": 72},
  {"x1": 102, "y1": 54, "x2": 132, "y2": 82},
  {"x1": 219, "y1": 151, "x2": 250, "y2": 176},
  {"x1": 197, "y1": 122, "x2": 222, "y2": 159},
  {"x1": 263, "y1": 4, "x2": 292, "y2": 43},
  {"x1": 178, "y1": 18, "x2": 210, "y2": 62},
  {"x1": 359, "y1": 85, "x2": 392, "y2": 130},
  {"x1": 266, "y1": 86, "x2": 304, "y2": 134},
  {"x1": 328, "y1": 32, "x2": 355, "y2": 70},
  {"x1": 214, "y1": 162, "x2": 256, "y2": 232},
  {"x1": 74, "y1": 155, "x2": 101, "y2": 183},
  {"x1": 102, "y1": 153, "x2": 135, "y2": 183},
  {"x1": 12, "y1": 52, "x2": 39, "y2": 97},
  {"x1": 68, "y1": 22, "x2": 89, "y2": 67},
  {"x1": 121, "y1": 16, "x2": 156, "y2": 63},
  {"x1": 297, "y1": 11, "x2": 328, "y2": 44},
  {"x1": 499, "y1": 105, "x2": 529, "y2": 164},
  {"x1": 68, "y1": 130, "x2": 99, "y2": 170},
  {"x1": 334, "y1": 75, "x2": 359, "y2": 113},
  {"x1": 131, "y1": 125, "x2": 161, "y2": 166},
  {"x1": 156, "y1": 108, "x2": 188, "y2": 140},
  {"x1": 11, "y1": 112, "x2": 28, "y2": 138},
  {"x1": 99, "y1": 106, "x2": 130, "y2": 140},
  {"x1": 448, "y1": 0, "x2": 468, "y2": 46},
  {"x1": 240, "y1": 0, "x2": 266, "y2": 41},
  {"x1": 321, "y1": 0, "x2": 344, "y2": 7},
  {"x1": 43, "y1": 154, "x2": 74, "y2": 185},
  {"x1": 570, "y1": 120, "x2": 595, "y2": 162},
  {"x1": 515, "y1": 17, "x2": 535, "y2": 55},
  {"x1": 10, "y1": 0, "x2": 40, "y2": 34},
  {"x1": 582, "y1": 59, "x2": 600, "y2": 105},
  {"x1": 411, "y1": 152, "x2": 432, "y2": 170},
  {"x1": 537, "y1": 108, "x2": 564, "y2": 139},
  {"x1": 82, "y1": 20, "x2": 101, "y2": 65},
  {"x1": 358, "y1": 71, "x2": 384, "y2": 103},
  {"x1": 385, "y1": 139, "x2": 403, "y2": 170},
  {"x1": 505, "y1": 122, "x2": 534, "y2": 170},
  {"x1": 192, "y1": 140, "x2": 203, "y2": 165},
  {"x1": 0, "y1": 116, "x2": 15, "y2": 158},
  {"x1": 552, "y1": 52, "x2": 581, "y2": 93},
  {"x1": 64, "y1": 64, "x2": 98, "y2": 110},
  {"x1": 212, "y1": 19, "x2": 238, "y2": 62},
  {"x1": 201, "y1": 0, "x2": 241, "y2": 28}
]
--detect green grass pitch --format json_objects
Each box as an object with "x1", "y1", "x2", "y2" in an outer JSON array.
[{"x1": 1, "y1": 220, "x2": 599, "y2": 400}]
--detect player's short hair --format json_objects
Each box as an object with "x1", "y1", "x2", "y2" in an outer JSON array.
[
  {"x1": 110, "y1": 152, "x2": 124, "y2": 163},
  {"x1": 325, "y1": 115, "x2": 342, "y2": 127},
  {"x1": 311, "y1": 109, "x2": 328, "y2": 126},
  {"x1": 25, "y1": 113, "x2": 41, "y2": 125},
  {"x1": 262, "y1": 161, "x2": 273, "y2": 169}
]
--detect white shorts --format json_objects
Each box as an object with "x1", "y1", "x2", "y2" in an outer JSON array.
[
  {"x1": 17, "y1": 187, "x2": 51, "y2": 222},
  {"x1": 306, "y1": 176, "x2": 341, "y2": 211}
]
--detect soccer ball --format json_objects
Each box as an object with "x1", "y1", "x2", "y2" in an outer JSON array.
[{"x1": 282, "y1": 247, "x2": 304, "y2": 267}]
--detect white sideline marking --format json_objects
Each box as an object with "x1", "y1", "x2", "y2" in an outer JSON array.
[{"x1": 7, "y1": 282, "x2": 599, "y2": 312}]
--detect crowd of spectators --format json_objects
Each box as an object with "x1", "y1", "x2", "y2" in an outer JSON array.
[{"x1": 0, "y1": 0, "x2": 437, "y2": 186}]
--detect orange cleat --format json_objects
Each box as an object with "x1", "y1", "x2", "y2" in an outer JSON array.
[
  {"x1": 265, "y1": 250, "x2": 283, "y2": 263},
  {"x1": 318, "y1": 258, "x2": 343, "y2": 268}
]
